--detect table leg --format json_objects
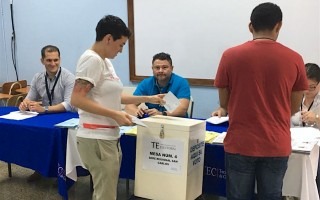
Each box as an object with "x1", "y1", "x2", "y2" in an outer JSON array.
[
  {"x1": 90, "y1": 174, "x2": 93, "y2": 192},
  {"x1": 126, "y1": 179, "x2": 130, "y2": 198},
  {"x1": 8, "y1": 163, "x2": 12, "y2": 177}
]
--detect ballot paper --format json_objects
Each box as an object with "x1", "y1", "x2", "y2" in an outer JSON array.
[
  {"x1": 206, "y1": 116, "x2": 229, "y2": 124},
  {"x1": 0, "y1": 111, "x2": 38, "y2": 120},
  {"x1": 131, "y1": 115, "x2": 147, "y2": 127},
  {"x1": 163, "y1": 91, "x2": 180, "y2": 112}
]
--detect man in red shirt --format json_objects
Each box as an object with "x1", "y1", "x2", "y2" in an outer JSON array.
[{"x1": 212, "y1": 2, "x2": 308, "y2": 200}]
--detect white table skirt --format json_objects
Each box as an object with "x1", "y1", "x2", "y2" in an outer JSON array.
[
  {"x1": 66, "y1": 128, "x2": 85, "y2": 181},
  {"x1": 282, "y1": 145, "x2": 319, "y2": 200}
]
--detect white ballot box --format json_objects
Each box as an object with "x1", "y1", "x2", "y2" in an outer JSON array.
[{"x1": 134, "y1": 116, "x2": 206, "y2": 200}]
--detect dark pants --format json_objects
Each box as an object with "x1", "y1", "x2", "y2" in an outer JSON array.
[{"x1": 225, "y1": 152, "x2": 288, "y2": 200}]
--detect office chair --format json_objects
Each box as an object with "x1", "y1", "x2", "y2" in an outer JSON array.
[{"x1": 187, "y1": 96, "x2": 194, "y2": 118}]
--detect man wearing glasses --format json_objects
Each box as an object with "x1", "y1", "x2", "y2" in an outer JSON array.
[{"x1": 125, "y1": 52, "x2": 191, "y2": 118}]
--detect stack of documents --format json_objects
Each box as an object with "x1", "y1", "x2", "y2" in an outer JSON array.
[
  {"x1": 205, "y1": 131, "x2": 219, "y2": 143},
  {"x1": 123, "y1": 126, "x2": 137, "y2": 135},
  {"x1": 211, "y1": 132, "x2": 227, "y2": 144}
]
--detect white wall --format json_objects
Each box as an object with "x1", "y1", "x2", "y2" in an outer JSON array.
[
  {"x1": 0, "y1": 0, "x2": 220, "y2": 118},
  {"x1": 133, "y1": 0, "x2": 320, "y2": 79}
]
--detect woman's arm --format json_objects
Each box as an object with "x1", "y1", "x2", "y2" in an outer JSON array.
[{"x1": 71, "y1": 79, "x2": 133, "y2": 126}]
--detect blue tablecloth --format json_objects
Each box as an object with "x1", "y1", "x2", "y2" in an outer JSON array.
[
  {"x1": 0, "y1": 107, "x2": 79, "y2": 200},
  {"x1": 203, "y1": 121, "x2": 228, "y2": 197},
  {"x1": 0, "y1": 107, "x2": 228, "y2": 199}
]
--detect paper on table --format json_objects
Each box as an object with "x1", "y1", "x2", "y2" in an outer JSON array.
[
  {"x1": 291, "y1": 140, "x2": 318, "y2": 154},
  {"x1": 206, "y1": 116, "x2": 229, "y2": 124},
  {"x1": 211, "y1": 132, "x2": 227, "y2": 144},
  {"x1": 124, "y1": 126, "x2": 138, "y2": 135},
  {"x1": 55, "y1": 118, "x2": 79, "y2": 128},
  {"x1": 120, "y1": 125, "x2": 136, "y2": 135},
  {"x1": 0, "y1": 111, "x2": 38, "y2": 120},
  {"x1": 205, "y1": 131, "x2": 219, "y2": 143},
  {"x1": 163, "y1": 91, "x2": 180, "y2": 112},
  {"x1": 290, "y1": 127, "x2": 320, "y2": 153}
]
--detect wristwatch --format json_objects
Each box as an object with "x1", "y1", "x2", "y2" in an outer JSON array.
[
  {"x1": 43, "y1": 106, "x2": 49, "y2": 113},
  {"x1": 162, "y1": 111, "x2": 167, "y2": 116}
]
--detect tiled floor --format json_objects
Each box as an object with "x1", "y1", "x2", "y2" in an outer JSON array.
[{"x1": 0, "y1": 161, "x2": 225, "y2": 200}]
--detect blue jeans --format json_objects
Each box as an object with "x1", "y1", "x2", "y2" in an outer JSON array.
[{"x1": 225, "y1": 152, "x2": 288, "y2": 200}]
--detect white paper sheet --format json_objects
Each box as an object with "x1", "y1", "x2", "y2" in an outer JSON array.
[
  {"x1": 206, "y1": 116, "x2": 229, "y2": 124},
  {"x1": 0, "y1": 111, "x2": 38, "y2": 120},
  {"x1": 163, "y1": 91, "x2": 180, "y2": 112}
]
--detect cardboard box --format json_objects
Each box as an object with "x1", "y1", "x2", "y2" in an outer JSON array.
[{"x1": 134, "y1": 116, "x2": 206, "y2": 200}]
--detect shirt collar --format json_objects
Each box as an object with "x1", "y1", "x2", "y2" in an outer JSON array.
[
  {"x1": 46, "y1": 67, "x2": 61, "y2": 80},
  {"x1": 154, "y1": 74, "x2": 173, "y2": 94}
]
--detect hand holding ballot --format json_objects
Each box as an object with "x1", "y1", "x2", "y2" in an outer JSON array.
[{"x1": 130, "y1": 91, "x2": 184, "y2": 118}]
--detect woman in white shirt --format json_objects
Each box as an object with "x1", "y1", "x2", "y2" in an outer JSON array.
[
  {"x1": 291, "y1": 63, "x2": 320, "y2": 198},
  {"x1": 291, "y1": 63, "x2": 320, "y2": 127},
  {"x1": 71, "y1": 15, "x2": 164, "y2": 200}
]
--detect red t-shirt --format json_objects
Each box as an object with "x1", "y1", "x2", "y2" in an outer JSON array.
[{"x1": 215, "y1": 40, "x2": 308, "y2": 157}]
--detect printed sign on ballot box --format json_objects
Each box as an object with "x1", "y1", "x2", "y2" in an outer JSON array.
[
  {"x1": 188, "y1": 138, "x2": 205, "y2": 173},
  {"x1": 142, "y1": 135, "x2": 184, "y2": 174}
]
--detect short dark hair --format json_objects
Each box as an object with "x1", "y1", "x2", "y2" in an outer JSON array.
[
  {"x1": 41, "y1": 45, "x2": 60, "y2": 58},
  {"x1": 250, "y1": 2, "x2": 282, "y2": 32},
  {"x1": 305, "y1": 63, "x2": 320, "y2": 82},
  {"x1": 95, "y1": 15, "x2": 132, "y2": 41},
  {"x1": 152, "y1": 52, "x2": 172, "y2": 66}
]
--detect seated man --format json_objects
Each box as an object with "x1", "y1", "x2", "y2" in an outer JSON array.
[
  {"x1": 19, "y1": 45, "x2": 76, "y2": 181},
  {"x1": 125, "y1": 52, "x2": 190, "y2": 117}
]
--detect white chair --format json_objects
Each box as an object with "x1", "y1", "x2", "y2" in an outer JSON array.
[{"x1": 187, "y1": 96, "x2": 194, "y2": 118}]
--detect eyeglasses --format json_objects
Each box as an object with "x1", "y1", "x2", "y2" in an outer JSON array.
[{"x1": 308, "y1": 82, "x2": 319, "y2": 91}]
